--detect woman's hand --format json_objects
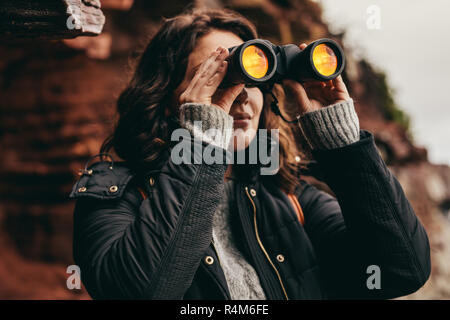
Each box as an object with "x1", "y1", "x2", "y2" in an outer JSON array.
[
  {"x1": 283, "y1": 43, "x2": 351, "y2": 116},
  {"x1": 179, "y1": 46, "x2": 245, "y2": 114}
]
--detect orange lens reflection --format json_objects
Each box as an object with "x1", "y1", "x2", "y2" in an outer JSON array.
[
  {"x1": 312, "y1": 43, "x2": 338, "y2": 76},
  {"x1": 242, "y1": 45, "x2": 269, "y2": 79}
]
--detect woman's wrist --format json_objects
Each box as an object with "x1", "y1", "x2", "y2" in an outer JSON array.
[
  {"x1": 179, "y1": 103, "x2": 234, "y2": 150},
  {"x1": 297, "y1": 99, "x2": 360, "y2": 151}
]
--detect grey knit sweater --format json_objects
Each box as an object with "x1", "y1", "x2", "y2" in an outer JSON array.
[{"x1": 179, "y1": 99, "x2": 360, "y2": 300}]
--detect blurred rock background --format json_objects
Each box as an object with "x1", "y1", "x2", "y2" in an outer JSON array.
[{"x1": 0, "y1": 0, "x2": 448, "y2": 299}]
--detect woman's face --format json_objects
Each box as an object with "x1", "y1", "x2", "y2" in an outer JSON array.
[{"x1": 174, "y1": 29, "x2": 264, "y2": 150}]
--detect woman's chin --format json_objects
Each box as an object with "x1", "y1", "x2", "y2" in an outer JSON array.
[{"x1": 231, "y1": 132, "x2": 256, "y2": 151}]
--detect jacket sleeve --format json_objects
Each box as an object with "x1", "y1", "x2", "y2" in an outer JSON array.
[
  {"x1": 296, "y1": 99, "x2": 430, "y2": 299},
  {"x1": 73, "y1": 103, "x2": 233, "y2": 299},
  {"x1": 300, "y1": 129, "x2": 431, "y2": 299}
]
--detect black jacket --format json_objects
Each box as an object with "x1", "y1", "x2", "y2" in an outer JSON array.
[{"x1": 70, "y1": 130, "x2": 431, "y2": 299}]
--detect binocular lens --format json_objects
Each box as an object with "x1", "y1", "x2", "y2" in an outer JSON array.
[
  {"x1": 242, "y1": 45, "x2": 269, "y2": 79},
  {"x1": 312, "y1": 43, "x2": 338, "y2": 77}
]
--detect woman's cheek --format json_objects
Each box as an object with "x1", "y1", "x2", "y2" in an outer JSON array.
[{"x1": 250, "y1": 89, "x2": 264, "y2": 130}]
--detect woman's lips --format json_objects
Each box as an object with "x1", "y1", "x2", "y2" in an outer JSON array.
[
  {"x1": 232, "y1": 113, "x2": 252, "y2": 128},
  {"x1": 233, "y1": 119, "x2": 250, "y2": 128}
]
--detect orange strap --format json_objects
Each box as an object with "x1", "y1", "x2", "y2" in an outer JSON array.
[
  {"x1": 287, "y1": 194, "x2": 305, "y2": 226},
  {"x1": 137, "y1": 187, "x2": 147, "y2": 200}
]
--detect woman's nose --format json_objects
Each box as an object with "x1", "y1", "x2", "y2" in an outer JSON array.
[{"x1": 233, "y1": 87, "x2": 248, "y2": 105}]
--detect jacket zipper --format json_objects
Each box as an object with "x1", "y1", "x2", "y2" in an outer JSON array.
[{"x1": 245, "y1": 186, "x2": 289, "y2": 300}]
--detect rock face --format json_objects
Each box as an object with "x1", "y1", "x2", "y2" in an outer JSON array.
[
  {"x1": 391, "y1": 163, "x2": 450, "y2": 299},
  {"x1": 0, "y1": 0, "x2": 449, "y2": 299},
  {"x1": 0, "y1": 0, "x2": 106, "y2": 39}
]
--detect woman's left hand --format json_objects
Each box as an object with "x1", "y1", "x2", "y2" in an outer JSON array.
[{"x1": 283, "y1": 43, "x2": 351, "y2": 117}]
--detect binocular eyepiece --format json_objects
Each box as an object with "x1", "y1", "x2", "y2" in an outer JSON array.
[{"x1": 220, "y1": 38, "x2": 345, "y2": 88}]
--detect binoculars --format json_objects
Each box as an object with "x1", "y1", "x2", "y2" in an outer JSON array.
[{"x1": 220, "y1": 38, "x2": 345, "y2": 88}]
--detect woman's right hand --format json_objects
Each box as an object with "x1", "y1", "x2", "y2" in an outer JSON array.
[{"x1": 178, "y1": 46, "x2": 245, "y2": 114}]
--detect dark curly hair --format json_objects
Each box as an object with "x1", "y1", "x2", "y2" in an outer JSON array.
[{"x1": 100, "y1": 8, "x2": 301, "y2": 193}]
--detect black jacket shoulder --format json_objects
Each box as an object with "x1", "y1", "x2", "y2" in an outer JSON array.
[{"x1": 69, "y1": 161, "x2": 136, "y2": 201}]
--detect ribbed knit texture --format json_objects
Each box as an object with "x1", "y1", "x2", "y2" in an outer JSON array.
[
  {"x1": 297, "y1": 99, "x2": 360, "y2": 150},
  {"x1": 180, "y1": 103, "x2": 234, "y2": 149}
]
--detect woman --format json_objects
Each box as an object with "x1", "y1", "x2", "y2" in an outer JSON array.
[{"x1": 70, "y1": 8, "x2": 430, "y2": 300}]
